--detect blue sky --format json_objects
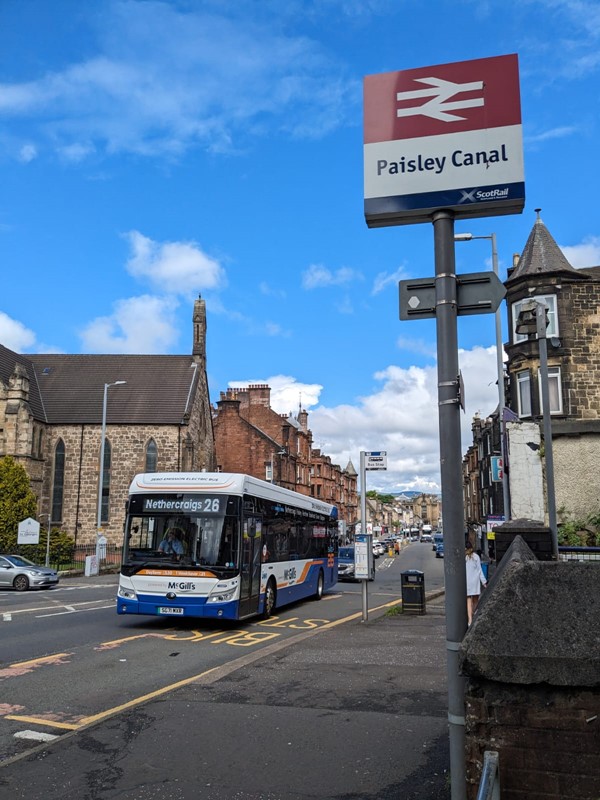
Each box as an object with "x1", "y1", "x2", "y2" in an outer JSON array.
[{"x1": 1, "y1": 0, "x2": 599, "y2": 493}]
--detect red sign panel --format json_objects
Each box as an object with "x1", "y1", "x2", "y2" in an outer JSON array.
[{"x1": 364, "y1": 55, "x2": 521, "y2": 144}]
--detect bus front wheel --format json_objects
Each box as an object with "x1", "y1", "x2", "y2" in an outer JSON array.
[
  {"x1": 314, "y1": 570, "x2": 324, "y2": 600},
  {"x1": 263, "y1": 579, "x2": 277, "y2": 619}
]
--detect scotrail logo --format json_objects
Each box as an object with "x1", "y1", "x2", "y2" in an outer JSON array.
[
  {"x1": 396, "y1": 76, "x2": 484, "y2": 123},
  {"x1": 459, "y1": 187, "x2": 510, "y2": 204}
]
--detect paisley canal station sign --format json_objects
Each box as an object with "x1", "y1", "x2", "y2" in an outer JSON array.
[{"x1": 364, "y1": 53, "x2": 525, "y2": 227}]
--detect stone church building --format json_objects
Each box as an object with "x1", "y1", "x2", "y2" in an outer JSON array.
[{"x1": 0, "y1": 297, "x2": 215, "y2": 546}]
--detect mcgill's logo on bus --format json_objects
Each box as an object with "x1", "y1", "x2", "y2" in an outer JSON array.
[{"x1": 167, "y1": 581, "x2": 196, "y2": 591}]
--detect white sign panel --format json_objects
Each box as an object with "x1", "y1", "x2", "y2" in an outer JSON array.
[
  {"x1": 18, "y1": 517, "x2": 40, "y2": 544},
  {"x1": 364, "y1": 54, "x2": 524, "y2": 226},
  {"x1": 354, "y1": 536, "x2": 370, "y2": 580},
  {"x1": 365, "y1": 451, "x2": 387, "y2": 470}
]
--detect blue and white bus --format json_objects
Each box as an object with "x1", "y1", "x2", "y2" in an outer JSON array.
[{"x1": 117, "y1": 472, "x2": 339, "y2": 620}]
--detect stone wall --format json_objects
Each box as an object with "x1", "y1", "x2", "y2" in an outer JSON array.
[
  {"x1": 554, "y1": 433, "x2": 600, "y2": 520},
  {"x1": 459, "y1": 537, "x2": 600, "y2": 799},
  {"x1": 45, "y1": 423, "x2": 182, "y2": 544},
  {"x1": 559, "y1": 279, "x2": 600, "y2": 420}
]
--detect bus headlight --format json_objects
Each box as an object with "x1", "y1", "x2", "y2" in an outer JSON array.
[
  {"x1": 118, "y1": 586, "x2": 137, "y2": 600},
  {"x1": 207, "y1": 586, "x2": 237, "y2": 603}
]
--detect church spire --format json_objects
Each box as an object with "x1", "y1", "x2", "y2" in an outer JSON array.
[{"x1": 193, "y1": 295, "x2": 207, "y2": 366}]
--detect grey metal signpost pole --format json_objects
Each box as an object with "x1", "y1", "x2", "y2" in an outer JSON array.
[
  {"x1": 536, "y1": 303, "x2": 558, "y2": 558},
  {"x1": 359, "y1": 450, "x2": 368, "y2": 622},
  {"x1": 433, "y1": 210, "x2": 467, "y2": 800}
]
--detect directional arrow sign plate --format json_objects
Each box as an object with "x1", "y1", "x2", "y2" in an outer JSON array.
[
  {"x1": 399, "y1": 270, "x2": 506, "y2": 320},
  {"x1": 456, "y1": 271, "x2": 506, "y2": 316},
  {"x1": 399, "y1": 278, "x2": 436, "y2": 320}
]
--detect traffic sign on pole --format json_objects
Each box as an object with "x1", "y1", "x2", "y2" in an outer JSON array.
[
  {"x1": 399, "y1": 270, "x2": 506, "y2": 320},
  {"x1": 365, "y1": 451, "x2": 387, "y2": 470}
]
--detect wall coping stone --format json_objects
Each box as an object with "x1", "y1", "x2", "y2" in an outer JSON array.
[{"x1": 459, "y1": 536, "x2": 600, "y2": 687}]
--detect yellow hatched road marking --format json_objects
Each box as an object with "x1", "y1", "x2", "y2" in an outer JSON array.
[
  {"x1": 5, "y1": 715, "x2": 80, "y2": 731},
  {"x1": 77, "y1": 666, "x2": 220, "y2": 727}
]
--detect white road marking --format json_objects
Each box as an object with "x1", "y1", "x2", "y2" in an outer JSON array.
[
  {"x1": 14, "y1": 730, "x2": 59, "y2": 742},
  {"x1": 35, "y1": 604, "x2": 115, "y2": 618}
]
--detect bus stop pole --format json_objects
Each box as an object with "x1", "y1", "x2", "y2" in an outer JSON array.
[
  {"x1": 433, "y1": 210, "x2": 468, "y2": 800},
  {"x1": 359, "y1": 451, "x2": 368, "y2": 622}
]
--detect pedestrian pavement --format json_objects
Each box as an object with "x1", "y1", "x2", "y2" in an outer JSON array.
[{"x1": 0, "y1": 587, "x2": 449, "y2": 800}]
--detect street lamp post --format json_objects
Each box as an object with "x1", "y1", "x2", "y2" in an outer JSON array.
[
  {"x1": 96, "y1": 381, "x2": 127, "y2": 567},
  {"x1": 455, "y1": 232, "x2": 510, "y2": 525},
  {"x1": 45, "y1": 511, "x2": 52, "y2": 567}
]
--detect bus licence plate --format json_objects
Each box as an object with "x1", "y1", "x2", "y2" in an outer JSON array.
[{"x1": 158, "y1": 607, "x2": 184, "y2": 615}]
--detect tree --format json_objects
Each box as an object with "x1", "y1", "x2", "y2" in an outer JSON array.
[{"x1": 0, "y1": 456, "x2": 38, "y2": 552}]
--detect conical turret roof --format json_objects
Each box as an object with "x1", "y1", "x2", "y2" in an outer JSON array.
[{"x1": 508, "y1": 210, "x2": 582, "y2": 283}]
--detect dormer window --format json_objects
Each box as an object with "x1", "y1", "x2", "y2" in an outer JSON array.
[{"x1": 512, "y1": 295, "x2": 558, "y2": 343}]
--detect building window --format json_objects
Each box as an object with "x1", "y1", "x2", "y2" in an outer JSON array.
[
  {"x1": 145, "y1": 439, "x2": 158, "y2": 472},
  {"x1": 100, "y1": 439, "x2": 112, "y2": 524},
  {"x1": 512, "y1": 295, "x2": 558, "y2": 344},
  {"x1": 51, "y1": 440, "x2": 65, "y2": 523},
  {"x1": 539, "y1": 367, "x2": 563, "y2": 414},
  {"x1": 517, "y1": 370, "x2": 532, "y2": 417}
]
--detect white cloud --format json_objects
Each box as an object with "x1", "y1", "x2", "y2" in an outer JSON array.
[
  {"x1": 301, "y1": 264, "x2": 362, "y2": 289},
  {"x1": 371, "y1": 266, "x2": 409, "y2": 295},
  {"x1": 230, "y1": 375, "x2": 323, "y2": 416},
  {"x1": 308, "y1": 345, "x2": 499, "y2": 493},
  {"x1": 560, "y1": 236, "x2": 600, "y2": 268},
  {"x1": 18, "y1": 144, "x2": 38, "y2": 162},
  {"x1": 1, "y1": 4, "x2": 356, "y2": 160},
  {"x1": 259, "y1": 282, "x2": 286, "y2": 298},
  {"x1": 79, "y1": 295, "x2": 180, "y2": 353},
  {"x1": 57, "y1": 142, "x2": 96, "y2": 162},
  {"x1": 0, "y1": 312, "x2": 37, "y2": 351},
  {"x1": 396, "y1": 336, "x2": 437, "y2": 360},
  {"x1": 524, "y1": 126, "x2": 578, "y2": 146},
  {"x1": 227, "y1": 347, "x2": 499, "y2": 493},
  {"x1": 264, "y1": 322, "x2": 292, "y2": 337},
  {"x1": 124, "y1": 231, "x2": 226, "y2": 295}
]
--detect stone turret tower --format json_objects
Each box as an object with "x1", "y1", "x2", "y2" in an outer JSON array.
[{"x1": 193, "y1": 295, "x2": 207, "y2": 368}]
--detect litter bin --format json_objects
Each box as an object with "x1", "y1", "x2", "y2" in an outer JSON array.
[{"x1": 401, "y1": 569, "x2": 426, "y2": 614}]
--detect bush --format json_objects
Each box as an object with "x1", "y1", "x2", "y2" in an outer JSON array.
[
  {"x1": 0, "y1": 456, "x2": 38, "y2": 551},
  {"x1": 557, "y1": 508, "x2": 600, "y2": 547},
  {"x1": 20, "y1": 530, "x2": 75, "y2": 567}
]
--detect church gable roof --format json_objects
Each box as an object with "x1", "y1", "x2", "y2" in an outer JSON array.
[
  {"x1": 26, "y1": 354, "x2": 199, "y2": 425},
  {"x1": 508, "y1": 211, "x2": 583, "y2": 283}
]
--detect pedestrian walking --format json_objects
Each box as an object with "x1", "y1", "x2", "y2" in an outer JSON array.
[{"x1": 465, "y1": 542, "x2": 487, "y2": 625}]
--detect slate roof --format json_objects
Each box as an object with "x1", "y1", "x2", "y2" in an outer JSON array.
[
  {"x1": 1, "y1": 346, "x2": 200, "y2": 425},
  {"x1": 508, "y1": 212, "x2": 583, "y2": 283}
]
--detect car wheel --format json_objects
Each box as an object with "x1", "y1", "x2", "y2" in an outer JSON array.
[
  {"x1": 314, "y1": 570, "x2": 324, "y2": 600},
  {"x1": 262, "y1": 578, "x2": 277, "y2": 619},
  {"x1": 13, "y1": 574, "x2": 30, "y2": 592}
]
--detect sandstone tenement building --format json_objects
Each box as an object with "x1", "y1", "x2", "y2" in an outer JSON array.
[{"x1": 463, "y1": 211, "x2": 600, "y2": 528}]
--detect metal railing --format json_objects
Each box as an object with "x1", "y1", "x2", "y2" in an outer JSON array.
[
  {"x1": 476, "y1": 750, "x2": 500, "y2": 800},
  {"x1": 13, "y1": 543, "x2": 123, "y2": 573},
  {"x1": 558, "y1": 546, "x2": 600, "y2": 561}
]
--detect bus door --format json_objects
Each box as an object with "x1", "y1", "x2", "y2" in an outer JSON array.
[{"x1": 239, "y1": 516, "x2": 262, "y2": 618}]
